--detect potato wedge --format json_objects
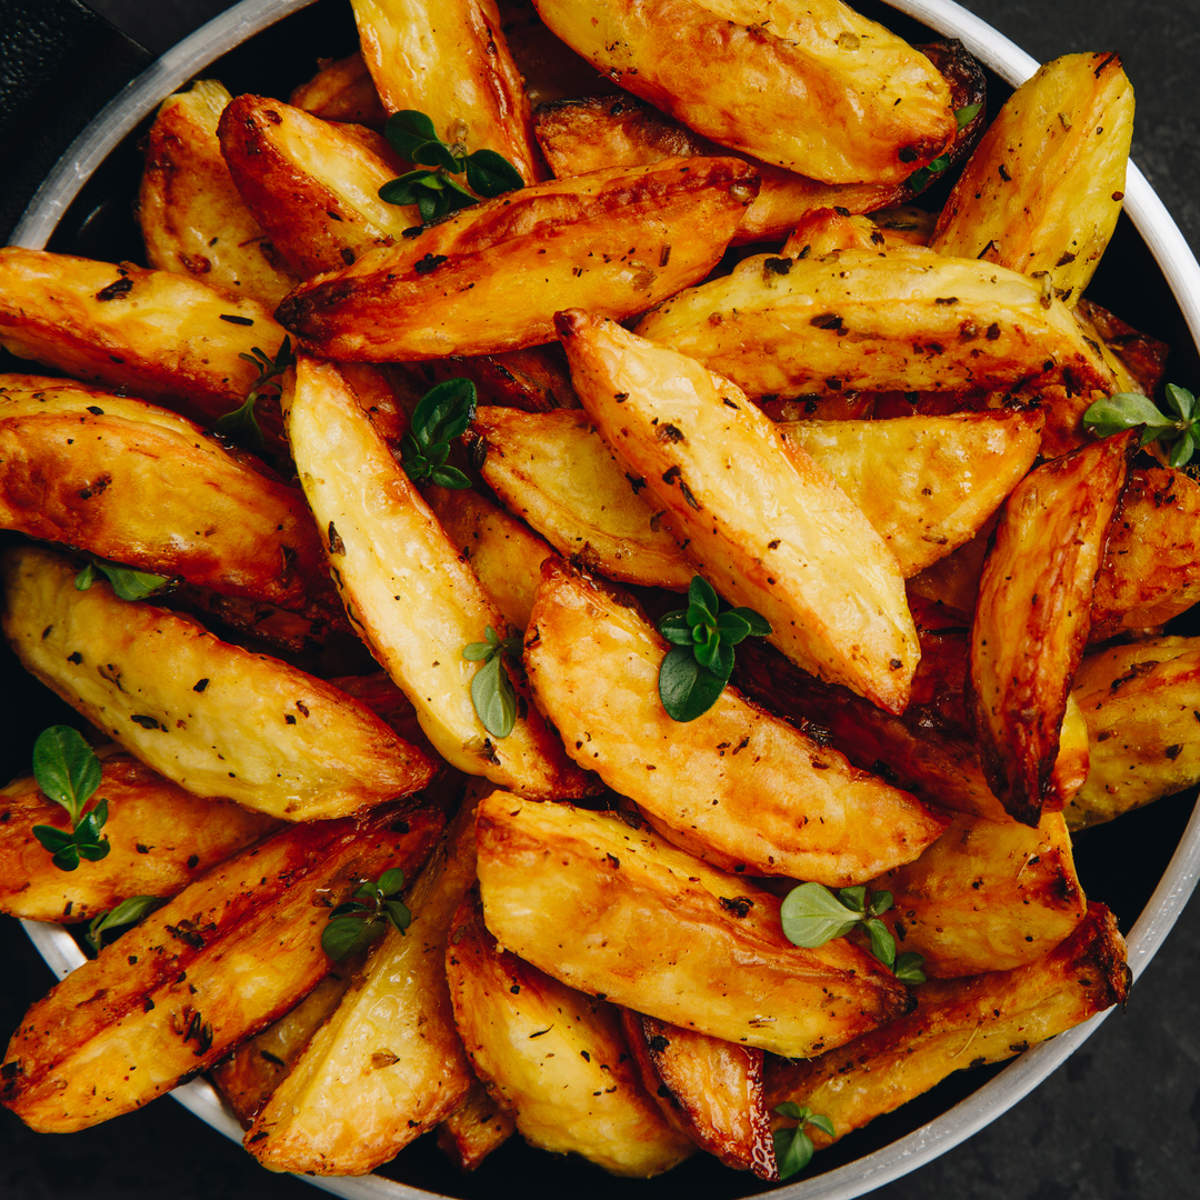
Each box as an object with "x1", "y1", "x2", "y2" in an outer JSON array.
[
  {"x1": 932, "y1": 53, "x2": 1134, "y2": 307},
  {"x1": 283, "y1": 355, "x2": 586, "y2": 797},
  {"x1": 0, "y1": 377, "x2": 335, "y2": 616},
  {"x1": 139, "y1": 80, "x2": 295, "y2": 306},
  {"x1": 525, "y1": 561, "x2": 946, "y2": 883},
  {"x1": 289, "y1": 52, "x2": 386, "y2": 126},
  {"x1": 765, "y1": 904, "x2": 1129, "y2": 1146},
  {"x1": 558, "y1": 311, "x2": 918, "y2": 713},
  {"x1": 447, "y1": 890, "x2": 693, "y2": 1177},
  {"x1": 2, "y1": 545, "x2": 433, "y2": 821},
  {"x1": 410, "y1": 344, "x2": 580, "y2": 413},
  {"x1": 0, "y1": 248, "x2": 289, "y2": 436},
  {"x1": 635, "y1": 244, "x2": 1114, "y2": 402},
  {"x1": 1075, "y1": 298, "x2": 1169, "y2": 398},
  {"x1": 0, "y1": 805, "x2": 442, "y2": 1133},
  {"x1": 499, "y1": 0, "x2": 615, "y2": 107},
  {"x1": 970, "y1": 434, "x2": 1132, "y2": 824},
  {"x1": 529, "y1": 0, "x2": 954, "y2": 183},
  {"x1": 0, "y1": 749, "x2": 276, "y2": 923},
  {"x1": 475, "y1": 792, "x2": 912, "y2": 1058},
  {"x1": 275, "y1": 157, "x2": 758, "y2": 361},
  {"x1": 437, "y1": 1080, "x2": 515, "y2": 1172}
]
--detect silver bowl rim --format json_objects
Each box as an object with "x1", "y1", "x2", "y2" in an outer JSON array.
[{"x1": 13, "y1": 1, "x2": 1200, "y2": 1197}]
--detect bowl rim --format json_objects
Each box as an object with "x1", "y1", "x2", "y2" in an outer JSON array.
[{"x1": 12, "y1": 1, "x2": 1200, "y2": 1197}]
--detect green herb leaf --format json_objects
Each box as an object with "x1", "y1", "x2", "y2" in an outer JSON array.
[
  {"x1": 1165, "y1": 383, "x2": 1195, "y2": 421},
  {"x1": 75, "y1": 559, "x2": 171, "y2": 602},
  {"x1": 217, "y1": 336, "x2": 295, "y2": 447},
  {"x1": 33, "y1": 726, "x2": 101, "y2": 824},
  {"x1": 84, "y1": 894, "x2": 161, "y2": 954},
  {"x1": 865, "y1": 917, "x2": 896, "y2": 967},
  {"x1": 733, "y1": 607, "x2": 772, "y2": 638},
  {"x1": 772, "y1": 1103, "x2": 833, "y2": 1180},
  {"x1": 780, "y1": 882, "x2": 862, "y2": 947},
  {"x1": 322, "y1": 865, "x2": 413, "y2": 961},
  {"x1": 1082, "y1": 391, "x2": 1175, "y2": 437},
  {"x1": 464, "y1": 149, "x2": 524, "y2": 198},
  {"x1": 955, "y1": 102, "x2": 983, "y2": 129},
  {"x1": 321, "y1": 914, "x2": 384, "y2": 961},
  {"x1": 384, "y1": 110, "x2": 440, "y2": 160},
  {"x1": 659, "y1": 612, "x2": 694, "y2": 646},
  {"x1": 401, "y1": 378, "x2": 477, "y2": 487},
  {"x1": 836, "y1": 885, "x2": 868, "y2": 914},
  {"x1": 894, "y1": 952, "x2": 927, "y2": 985},
  {"x1": 657, "y1": 645, "x2": 727, "y2": 722},
  {"x1": 471, "y1": 653, "x2": 517, "y2": 738},
  {"x1": 868, "y1": 889, "x2": 893, "y2": 917},
  {"x1": 807, "y1": 1113, "x2": 836, "y2": 1138}
]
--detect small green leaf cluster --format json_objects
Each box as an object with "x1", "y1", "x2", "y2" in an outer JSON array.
[
  {"x1": 780, "y1": 882, "x2": 926, "y2": 984},
  {"x1": 401, "y1": 378, "x2": 477, "y2": 488},
  {"x1": 75, "y1": 559, "x2": 170, "y2": 602},
  {"x1": 321, "y1": 867, "x2": 412, "y2": 961},
  {"x1": 905, "y1": 103, "x2": 983, "y2": 192},
  {"x1": 217, "y1": 336, "x2": 296, "y2": 446},
  {"x1": 464, "y1": 625, "x2": 523, "y2": 739},
  {"x1": 30, "y1": 726, "x2": 110, "y2": 872},
  {"x1": 773, "y1": 1102, "x2": 835, "y2": 1179},
  {"x1": 84, "y1": 895, "x2": 161, "y2": 955},
  {"x1": 379, "y1": 111, "x2": 524, "y2": 223},
  {"x1": 1082, "y1": 384, "x2": 1199, "y2": 467},
  {"x1": 657, "y1": 576, "x2": 770, "y2": 722}
]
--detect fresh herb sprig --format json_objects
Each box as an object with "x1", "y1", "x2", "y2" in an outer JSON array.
[
  {"x1": 400, "y1": 378, "x2": 477, "y2": 488},
  {"x1": 216, "y1": 336, "x2": 295, "y2": 446},
  {"x1": 379, "y1": 110, "x2": 524, "y2": 224},
  {"x1": 321, "y1": 867, "x2": 412, "y2": 961},
  {"x1": 464, "y1": 625, "x2": 522, "y2": 739},
  {"x1": 84, "y1": 895, "x2": 162, "y2": 955},
  {"x1": 773, "y1": 1103, "x2": 835, "y2": 1180},
  {"x1": 905, "y1": 103, "x2": 983, "y2": 192},
  {"x1": 30, "y1": 726, "x2": 110, "y2": 872},
  {"x1": 1082, "y1": 384, "x2": 1199, "y2": 467},
  {"x1": 75, "y1": 558, "x2": 170, "y2": 601},
  {"x1": 780, "y1": 882, "x2": 926, "y2": 984},
  {"x1": 657, "y1": 576, "x2": 770, "y2": 722}
]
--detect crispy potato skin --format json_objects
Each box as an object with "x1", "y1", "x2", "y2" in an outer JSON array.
[
  {"x1": 765, "y1": 904, "x2": 1129, "y2": 1144},
  {"x1": 0, "y1": 378, "x2": 335, "y2": 616},
  {"x1": 436, "y1": 1080, "x2": 516, "y2": 1172},
  {"x1": 0, "y1": 805, "x2": 443, "y2": 1133},
  {"x1": 969, "y1": 434, "x2": 1132, "y2": 825},
  {"x1": 2, "y1": 546, "x2": 433, "y2": 821},
  {"x1": 475, "y1": 792, "x2": 911, "y2": 1058},
  {"x1": 447, "y1": 890, "x2": 693, "y2": 1177},
  {"x1": 558, "y1": 311, "x2": 918, "y2": 713},
  {"x1": 932, "y1": 53, "x2": 1133, "y2": 307},
  {"x1": 139, "y1": 81, "x2": 296, "y2": 306},
  {"x1": 412, "y1": 344, "x2": 581, "y2": 414},
  {"x1": 0, "y1": 751, "x2": 276, "y2": 923},
  {"x1": 289, "y1": 52, "x2": 387, "y2": 126},
  {"x1": 525, "y1": 561, "x2": 945, "y2": 883},
  {"x1": 529, "y1": 0, "x2": 954, "y2": 183},
  {"x1": 275, "y1": 157, "x2": 759, "y2": 361}
]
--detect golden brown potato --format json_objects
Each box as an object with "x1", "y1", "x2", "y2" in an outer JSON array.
[
  {"x1": 525, "y1": 561, "x2": 946, "y2": 883},
  {"x1": 275, "y1": 157, "x2": 759, "y2": 361},
  {"x1": 2, "y1": 545, "x2": 433, "y2": 822},
  {"x1": 1074, "y1": 298, "x2": 1169, "y2": 398},
  {"x1": 0, "y1": 750, "x2": 276, "y2": 923},
  {"x1": 765, "y1": 904, "x2": 1129, "y2": 1146},
  {"x1": 475, "y1": 792, "x2": 912, "y2": 1059},
  {"x1": 932, "y1": 53, "x2": 1134, "y2": 307},
  {"x1": 410, "y1": 344, "x2": 580, "y2": 412},
  {"x1": 0, "y1": 804, "x2": 443, "y2": 1133},
  {"x1": 558, "y1": 311, "x2": 919, "y2": 714},
  {"x1": 499, "y1": 0, "x2": 615, "y2": 107},
  {"x1": 139, "y1": 80, "x2": 296, "y2": 306},
  {"x1": 447, "y1": 891, "x2": 694, "y2": 1177},
  {"x1": 635, "y1": 244, "x2": 1114, "y2": 402},
  {"x1": 436, "y1": 1080, "x2": 516, "y2": 1172},
  {"x1": 289, "y1": 52, "x2": 387, "y2": 126},
  {"x1": 529, "y1": 0, "x2": 954, "y2": 183},
  {"x1": 970, "y1": 434, "x2": 1132, "y2": 824}
]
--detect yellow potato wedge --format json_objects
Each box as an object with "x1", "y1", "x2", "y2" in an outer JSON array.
[
  {"x1": 218, "y1": 94, "x2": 417, "y2": 277},
  {"x1": 275, "y1": 156, "x2": 759, "y2": 361},
  {"x1": 970, "y1": 434, "x2": 1132, "y2": 824},
  {"x1": 558, "y1": 311, "x2": 918, "y2": 713},
  {"x1": 525, "y1": 561, "x2": 946, "y2": 883},
  {"x1": 765, "y1": 904, "x2": 1129, "y2": 1146},
  {"x1": 0, "y1": 804, "x2": 443, "y2": 1133},
  {"x1": 1068, "y1": 637, "x2": 1200, "y2": 829},
  {"x1": 635, "y1": 244, "x2": 1114, "y2": 402},
  {"x1": 932, "y1": 53, "x2": 1134, "y2": 307},
  {"x1": 447, "y1": 890, "x2": 694, "y2": 1177},
  {"x1": 350, "y1": 0, "x2": 541, "y2": 181},
  {"x1": 0, "y1": 749, "x2": 276, "y2": 923},
  {"x1": 139, "y1": 80, "x2": 296, "y2": 306},
  {"x1": 289, "y1": 52, "x2": 386, "y2": 126},
  {"x1": 475, "y1": 792, "x2": 912, "y2": 1058},
  {"x1": 529, "y1": 0, "x2": 954, "y2": 183},
  {"x1": 283, "y1": 354, "x2": 586, "y2": 797},
  {"x1": 2, "y1": 545, "x2": 433, "y2": 821},
  {"x1": 436, "y1": 1080, "x2": 516, "y2": 1172}
]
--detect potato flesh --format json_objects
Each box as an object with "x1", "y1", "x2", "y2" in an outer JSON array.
[
  {"x1": 436, "y1": 1080, "x2": 516, "y2": 1172},
  {"x1": 475, "y1": 792, "x2": 910, "y2": 1058},
  {"x1": 289, "y1": 52, "x2": 386, "y2": 126},
  {"x1": 525, "y1": 560, "x2": 945, "y2": 883},
  {"x1": 1, "y1": 546, "x2": 433, "y2": 821},
  {"x1": 558, "y1": 311, "x2": 918, "y2": 713}
]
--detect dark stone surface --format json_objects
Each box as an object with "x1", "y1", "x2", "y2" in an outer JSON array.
[{"x1": 2, "y1": 1, "x2": 1199, "y2": 1199}]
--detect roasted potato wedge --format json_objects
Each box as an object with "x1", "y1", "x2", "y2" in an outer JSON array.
[
  {"x1": 410, "y1": 344, "x2": 580, "y2": 413},
  {"x1": 0, "y1": 749, "x2": 276, "y2": 923},
  {"x1": 970, "y1": 434, "x2": 1132, "y2": 824},
  {"x1": 499, "y1": 0, "x2": 615, "y2": 107},
  {"x1": 0, "y1": 804, "x2": 443, "y2": 1132},
  {"x1": 437, "y1": 1080, "x2": 516, "y2": 1172},
  {"x1": 289, "y1": 52, "x2": 386, "y2": 126},
  {"x1": 529, "y1": 0, "x2": 954, "y2": 183},
  {"x1": 558, "y1": 311, "x2": 919, "y2": 713},
  {"x1": 275, "y1": 157, "x2": 759, "y2": 361},
  {"x1": 1075, "y1": 298, "x2": 1169, "y2": 398},
  {"x1": 525, "y1": 561, "x2": 946, "y2": 883},
  {"x1": 475, "y1": 792, "x2": 912, "y2": 1058},
  {"x1": 2, "y1": 545, "x2": 433, "y2": 821},
  {"x1": 139, "y1": 80, "x2": 295, "y2": 306}
]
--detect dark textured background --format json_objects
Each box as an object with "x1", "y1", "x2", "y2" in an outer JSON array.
[{"x1": 1, "y1": 1, "x2": 1199, "y2": 1198}]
